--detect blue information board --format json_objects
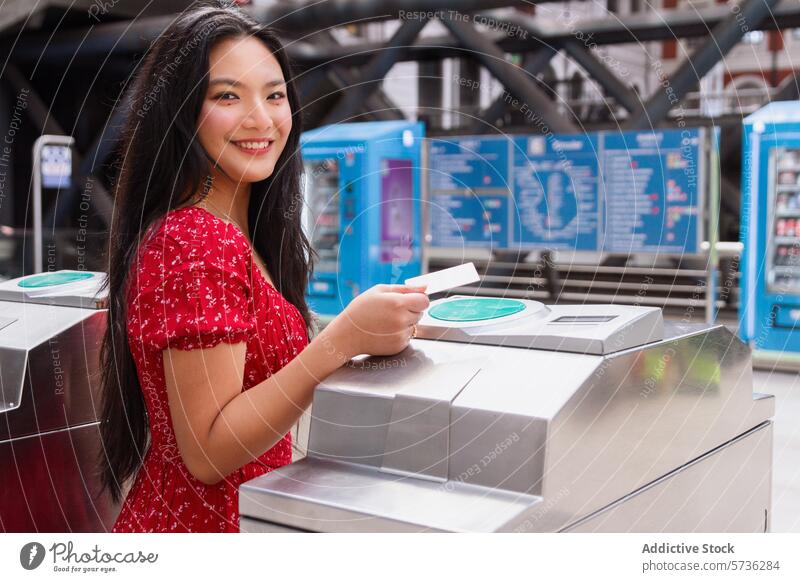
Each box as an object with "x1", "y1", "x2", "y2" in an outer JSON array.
[
  {"x1": 427, "y1": 129, "x2": 705, "y2": 255},
  {"x1": 429, "y1": 193, "x2": 509, "y2": 248},
  {"x1": 601, "y1": 129, "x2": 702, "y2": 254},
  {"x1": 428, "y1": 136, "x2": 512, "y2": 248},
  {"x1": 512, "y1": 134, "x2": 600, "y2": 250},
  {"x1": 428, "y1": 136, "x2": 510, "y2": 191}
]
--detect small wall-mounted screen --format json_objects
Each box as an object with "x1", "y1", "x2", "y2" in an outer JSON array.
[{"x1": 41, "y1": 145, "x2": 72, "y2": 188}]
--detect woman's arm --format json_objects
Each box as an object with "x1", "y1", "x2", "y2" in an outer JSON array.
[
  {"x1": 163, "y1": 327, "x2": 343, "y2": 484},
  {"x1": 163, "y1": 284, "x2": 428, "y2": 485}
]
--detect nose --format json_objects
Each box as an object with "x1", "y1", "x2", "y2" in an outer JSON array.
[{"x1": 242, "y1": 99, "x2": 274, "y2": 132}]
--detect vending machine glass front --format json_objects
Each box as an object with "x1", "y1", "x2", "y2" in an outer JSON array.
[
  {"x1": 767, "y1": 147, "x2": 800, "y2": 295},
  {"x1": 303, "y1": 159, "x2": 341, "y2": 274}
]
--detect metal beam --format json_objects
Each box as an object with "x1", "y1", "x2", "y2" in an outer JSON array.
[
  {"x1": 296, "y1": 66, "x2": 329, "y2": 102},
  {"x1": 304, "y1": 30, "x2": 407, "y2": 123},
  {"x1": 561, "y1": 39, "x2": 641, "y2": 115},
  {"x1": 326, "y1": 67, "x2": 406, "y2": 122},
  {"x1": 7, "y1": 0, "x2": 532, "y2": 64},
  {"x1": 480, "y1": 0, "x2": 800, "y2": 49},
  {"x1": 440, "y1": 13, "x2": 577, "y2": 133},
  {"x1": 282, "y1": 1, "x2": 800, "y2": 69},
  {"x1": 774, "y1": 71, "x2": 800, "y2": 101},
  {"x1": 253, "y1": 0, "x2": 535, "y2": 33},
  {"x1": 470, "y1": 44, "x2": 558, "y2": 133},
  {"x1": 3, "y1": 65, "x2": 66, "y2": 136},
  {"x1": 297, "y1": 0, "x2": 800, "y2": 68},
  {"x1": 628, "y1": 0, "x2": 781, "y2": 129},
  {"x1": 322, "y1": 18, "x2": 427, "y2": 125},
  {"x1": 10, "y1": 1, "x2": 800, "y2": 68},
  {"x1": 66, "y1": 103, "x2": 127, "y2": 227},
  {"x1": 4, "y1": 65, "x2": 113, "y2": 227}
]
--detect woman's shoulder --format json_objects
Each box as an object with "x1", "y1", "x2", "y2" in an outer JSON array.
[
  {"x1": 149, "y1": 206, "x2": 246, "y2": 247},
  {"x1": 136, "y1": 206, "x2": 251, "y2": 275}
]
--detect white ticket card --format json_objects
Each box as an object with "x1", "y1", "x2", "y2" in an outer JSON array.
[{"x1": 405, "y1": 262, "x2": 480, "y2": 295}]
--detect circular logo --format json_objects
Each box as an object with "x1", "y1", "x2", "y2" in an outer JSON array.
[{"x1": 20, "y1": 542, "x2": 46, "y2": 570}]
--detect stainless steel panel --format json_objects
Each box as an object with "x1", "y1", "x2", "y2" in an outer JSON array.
[
  {"x1": 307, "y1": 389, "x2": 392, "y2": 466},
  {"x1": 418, "y1": 300, "x2": 664, "y2": 355},
  {"x1": 0, "y1": 301, "x2": 103, "y2": 418},
  {"x1": 563, "y1": 422, "x2": 772, "y2": 533},
  {"x1": 242, "y1": 423, "x2": 772, "y2": 533},
  {"x1": 447, "y1": 409, "x2": 547, "y2": 495},
  {"x1": 308, "y1": 347, "x2": 481, "y2": 469},
  {"x1": 0, "y1": 422, "x2": 118, "y2": 532},
  {"x1": 381, "y1": 395, "x2": 451, "y2": 480},
  {"x1": 0, "y1": 309, "x2": 106, "y2": 440},
  {"x1": 0, "y1": 287, "x2": 115, "y2": 533},
  {"x1": 240, "y1": 517, "x2": 304, "y2": 533},
  {"x1": 0, "y1": 345, "x2": 26, "y2": 416},
  {"x1": 241, "y1": 308, "x2": 774, "y2": 533},
  {"x1": 240, "y1": 457, "x2": 539, "y2": 533},
  {"x1": 532, "y1": 324, "x2": 768, "y2": 531}
]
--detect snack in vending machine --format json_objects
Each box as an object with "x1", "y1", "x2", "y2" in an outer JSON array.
[
  {"x1": 778, "y1": 246, "x2": 788, "y2": 266},
  {"x1": 791, "y1": 246, "x2": 800, "y2": 266}
]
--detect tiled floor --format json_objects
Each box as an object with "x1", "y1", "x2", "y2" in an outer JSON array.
[{"x1": 755, "y1": 369, "x2": 800, "y2": 532}]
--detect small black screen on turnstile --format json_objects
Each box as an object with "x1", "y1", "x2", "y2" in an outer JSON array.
[{"x1": 552, "y1": 315, "x2": 618, "y2": 323}]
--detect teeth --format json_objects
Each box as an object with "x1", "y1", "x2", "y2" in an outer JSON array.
[{"x1": 236, "y1": 141, "x2": 271, "y2": 149}]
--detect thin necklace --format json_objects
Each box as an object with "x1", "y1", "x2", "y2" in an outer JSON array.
[{"x1": 199, "y1": 196, "x2": 247, "y2": 235}]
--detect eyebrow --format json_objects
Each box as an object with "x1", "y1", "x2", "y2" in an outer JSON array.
[{"x1": 208, "y1": 78, "x2": 286, "y2": 88}]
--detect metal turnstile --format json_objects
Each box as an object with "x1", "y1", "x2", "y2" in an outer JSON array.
[
  {"x1": 240, "y1": 296, "x2": 774, "y2": 532},
  {"x1": 0, "y1": 270, "x2": 116, "y2": 532}
]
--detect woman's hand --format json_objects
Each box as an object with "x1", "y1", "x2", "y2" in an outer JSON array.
[{"x1": 321, "y1": 284, "x2": 430, "y2": 360}]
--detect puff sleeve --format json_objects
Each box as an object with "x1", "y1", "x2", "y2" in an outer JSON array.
[{"x1": 127, "y1": 223, "x2": 255, "y2": 353}]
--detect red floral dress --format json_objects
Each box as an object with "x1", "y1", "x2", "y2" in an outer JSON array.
[{"x1": 112, "y1": 206, "x2": 308, "y2": 533}]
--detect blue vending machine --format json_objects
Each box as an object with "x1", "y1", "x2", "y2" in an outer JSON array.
[
  {"x1": 740, "y1": 101, "x2": 800, "y2": 355},
  {"x1": 301, "y1": 121, "x2": 424, "y2": 316}
]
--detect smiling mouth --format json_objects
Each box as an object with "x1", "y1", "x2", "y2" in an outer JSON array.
[{"x1": 231, "y1": 139, "x2": 275, "y2": 155}]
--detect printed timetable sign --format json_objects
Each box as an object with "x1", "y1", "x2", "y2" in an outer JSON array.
[
  {"x1": 428, "y1": 136, "x2": 512, "y2": 248},
  {"x1": 601, "y1": 129, "x2": 703, "y2": 254},
  {"x1": 428, "y1": 136, "x2": 510, "y2": 191},
  {"x1": 426, "y1": 129, "x2": 706, "y2": 255},
  {"x1": 512, "y1": 134, "x2": 600, "y2": 250},
  {"x1": 429, "y1": 194, "x2": 509, "y2": 248}
]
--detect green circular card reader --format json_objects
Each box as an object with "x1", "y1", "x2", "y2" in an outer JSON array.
[
  {"x1": 428, "y1": 298, "x2": 526, "y2": 322},
  {"x1": 17, "y1": 272, "x2": 94, "y2": 288}
]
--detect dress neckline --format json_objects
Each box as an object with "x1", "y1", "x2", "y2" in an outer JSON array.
[{"x1": 175, "y1": 205, "x2": 277, "y2": 292}]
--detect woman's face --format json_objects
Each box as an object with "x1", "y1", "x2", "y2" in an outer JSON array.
[{"x1": 197, "y1": 36, "x2": 292, "y2": 186}]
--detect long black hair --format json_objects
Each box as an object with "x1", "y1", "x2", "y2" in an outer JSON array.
[{"x1": 98, "y1": 3, "x2": 313, "y2": 503}]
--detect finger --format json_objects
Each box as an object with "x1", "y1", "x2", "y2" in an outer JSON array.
[
  {"x1": 383, "y1": 284, "x2": 428, "y2": 294},
  {"x1": 409, "y1": 311, "x2": 425, "y2": 324},
  {"x1": 402, "y1": 311, "x2": 428, "y2": 329},
  {"x1": 400, "y1": 292, "x2": 431, "y2": 314}
]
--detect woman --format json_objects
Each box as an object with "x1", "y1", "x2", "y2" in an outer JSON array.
[{"x1": 99, "y1": 4, "x2": 428, "y2": 533}]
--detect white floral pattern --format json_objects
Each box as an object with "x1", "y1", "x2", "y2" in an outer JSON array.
[{"x1": 112, "y1": 207, "x2": 308, "y2": 533}]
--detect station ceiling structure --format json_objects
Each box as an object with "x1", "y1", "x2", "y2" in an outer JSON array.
[{"x1": 2, "y1": 0, "x2": 799, "y2": 233}]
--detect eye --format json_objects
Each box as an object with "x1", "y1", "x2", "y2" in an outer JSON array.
[
  {"x1": 267, "y1": 91, "x2": 286, "y2": 101},
  {"x1": 214, "y1": 91, "x2": 238, "y2": 101}
]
